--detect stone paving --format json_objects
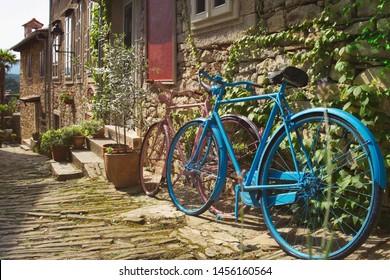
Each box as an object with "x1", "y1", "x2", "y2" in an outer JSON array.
[{"x1": 1, "y1": 145, "x2": 389, "y2": 260}]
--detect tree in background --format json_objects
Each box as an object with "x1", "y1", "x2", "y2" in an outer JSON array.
[{"x1": 0, "y1": 49, "x2": 18, "y2": 129}]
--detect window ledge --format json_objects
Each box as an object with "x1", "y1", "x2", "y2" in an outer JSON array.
[{"x1": 191, "y1": 0, "x2": 240, "y2": 33}]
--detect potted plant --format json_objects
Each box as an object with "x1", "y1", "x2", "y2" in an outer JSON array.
[
  {"x1": 60, "y1": 93, "x2": 74, "y2": 105},
  {"x1": 91, "y1": 33, "x2": 146, "y2": 189},
  {"x1": 40, "y1": 128, "x2": 72, "y2": 161},
  {"x1": 63, "y1": 125, "x2": 86, "y2": 149},
  {"x1": 81, "y1": 119, "x2": 105, "y2": 138}
]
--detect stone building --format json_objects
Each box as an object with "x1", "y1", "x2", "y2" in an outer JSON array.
[
  {"x1": 109, "y1": 0, "x2": 390, "y2": 203},
  {"x1": 49, "y1": 0, "x2": 95, "y2": 128},
  {"x1": 12, "y1": 18, "x2": 49, "y2": 140}
]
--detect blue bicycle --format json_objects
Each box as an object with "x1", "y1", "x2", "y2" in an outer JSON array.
[{"x1": 166, "y1": 66, "x2": 386, "y2": 259}]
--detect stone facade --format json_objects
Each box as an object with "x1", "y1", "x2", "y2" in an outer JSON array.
[
  {"x1": 12, "y1": 19, "x2": 49, "y2": 140},
  {"x1": 50, "y1": 0, "x2": 94, "y2": 128}
]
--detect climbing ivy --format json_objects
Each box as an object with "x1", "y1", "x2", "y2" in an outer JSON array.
[
  {"x1": 90, "y1": 0, "x2": 111, "y2": 63},
  {"x1": 221, "y1": 0, "x2": 390, "y2": 181}
]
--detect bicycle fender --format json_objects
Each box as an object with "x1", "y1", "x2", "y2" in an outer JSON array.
[{"x1": 266, "y1": 108, "x2": 387, "y2": 189}]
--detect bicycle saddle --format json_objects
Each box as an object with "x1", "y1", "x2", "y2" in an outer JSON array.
[{"x1": 267, "y1": 66, "x2": 309, "y2": 87}]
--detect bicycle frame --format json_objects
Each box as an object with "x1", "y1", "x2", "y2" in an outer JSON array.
[{"x1": 195, "y1": 70, "x2": 386, "y2": 219}]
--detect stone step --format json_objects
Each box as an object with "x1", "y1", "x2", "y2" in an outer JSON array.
[
  {"x1": 22, "y1": 138, "x2": 31, "y2": 146},
  {"x1": 105, "y1": 125, "x2": 142, "y2": 150},
  {"x1": 20, "y1": 145, "x2": 31, "y2": 151},
  {"x1": 21, "y1": 138, "x2": 38, "y2": 150},
  {"x1": 86, "y1": 137, "x2": 116, "y2": 159},
  {"x1": 50, "y1": 161, "x2": 84, "y2": 181},
  {"x1": 70, "y1": 149, "x2": 106, "y2": 179}
]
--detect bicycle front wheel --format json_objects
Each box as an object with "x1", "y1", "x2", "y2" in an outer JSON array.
[
  {"x1": 166, "y1": 120, "x2": 227, "y2": 215},
  {"x1": 139, "y1": 122, "x2": 169, "y2": 196},
  {"x1": 259, "y1": 111, "x2": 383, "y2": 259}
]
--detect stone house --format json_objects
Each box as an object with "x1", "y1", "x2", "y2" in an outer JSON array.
[
  {"x1": 12, "y1": 18, "x2": 49, "y2": 140},
  {"x1": 107, "y1": 0, "x2": 390, "y2": 203},
  {"x1": 11, "y1": 1, "x2": 390, "y2": 202},
  {"x1": 49, "y1": 0, "x2": 95, "y2": 128}
]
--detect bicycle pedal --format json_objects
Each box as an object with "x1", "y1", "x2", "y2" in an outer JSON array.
[{"x1": 215, "y1": 213, "x2": 236, "y2": 221}]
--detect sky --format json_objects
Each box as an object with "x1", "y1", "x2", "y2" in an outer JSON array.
[{"x1": 0, "y1": 0, "x2": 49, "y2": 73}]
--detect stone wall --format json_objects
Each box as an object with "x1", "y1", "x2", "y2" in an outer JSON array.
[
  {"x1": 19, "y1": 41, "x2": 47, "y2": 140},
  {"x1": 51, "y1": 0, "x2": 94, "y2": 129}
]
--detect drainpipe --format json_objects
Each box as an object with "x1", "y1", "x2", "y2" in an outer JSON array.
[
  {"x1": 36, "y1": 33, "x2": 48, "y2": 133},
  {"x1": 47, "y1": 0, "x2": 53, "y2": 130}
]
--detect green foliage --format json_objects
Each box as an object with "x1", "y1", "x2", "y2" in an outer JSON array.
[
  {"x1": 59, "y1": 93, "x2": 74, "y2": 103},
  {"x1": 90, "y1": 0, "x2": 111, "y2": 61},
  {"x1": 63, "y1": 125, "x2": 84, "y2": 137},
  {"x1": 40, "y1": 128, "x2": 73, "y2": 152},
  {"x1": 81, "y1": 119, "x2": 104, "y2": 137},
  {"x1": 221, "y1": 1, "x2": 390, "y2": 185},
  {"x1": 0, "y1": 104, "x2": 7, "y2": 113},
  {"x1": 90, "y1": 33, "x2": 147, "y2": 146}
]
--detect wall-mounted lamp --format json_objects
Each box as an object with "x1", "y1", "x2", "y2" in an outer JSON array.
[{"x1": 50, "y1": 21, "x2": 74, "y2": 55}]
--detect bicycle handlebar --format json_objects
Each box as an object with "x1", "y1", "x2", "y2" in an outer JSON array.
[
  {"x1": 146, "y1": 79, "x2": 204, "y2": 101},
  {"x1": 197, "y1": 69, "x2": 263, "y2": 96}
]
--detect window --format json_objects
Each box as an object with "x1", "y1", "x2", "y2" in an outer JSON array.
[
  {"x1": 191, "y1": 0, "x2": 239, "y2": 31},
  {"x1": 196, "y1": 0, "x2": 206, "y2": 14},
  {"x1": 39, "y1": 50, "x2": 45, "y2": 77},
  {"x1": 75, "y1": 1, "x2": 83, "y2": 78},
  {"x1": 214, "y1": 0, "x2": 226, "y2": 7},
  {"x1": 52, "y1": 36, "x2": 59, "y2": 78},
  {"x1": 27, "y1": 55, "x2": 32, "y2": 78},
  {"x1": 64, "y1": 14, "x2": 73, "y2": 79},
  {"x1": 124, "y1": 2, "x2": 133, "y2": 47},
  {"x1": 86, "y1": 1, "x2": 94, "y2": 63}
]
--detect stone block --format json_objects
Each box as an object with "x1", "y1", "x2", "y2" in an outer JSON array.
[
  {"x1": 267, "y1": 10, "x2": 286, "y2": 33},
  {"x1": 327, "y1": 0, "x2": 353, "y2": 24},
  {"x1": 357, "y1": 0, "x2": 390, "y2": 18},
  {"x1": 285, "y1": 0, "x2": 317, "y2": 8},
  {"x1": 378, "y1": 18, "x2": 390, "y2": 32},
  {"x1": 343, "y1": 21, "x2": 374, "y2": 36},
  {"x1": 353, "y1": 67, "x2": 390, "y2": 92},
  {"x1": 286, "y1": 4, "x2": 323, "y2": 27},
  {"x1": 263, "y1": 0, "x2": 285, "y2": 13}
]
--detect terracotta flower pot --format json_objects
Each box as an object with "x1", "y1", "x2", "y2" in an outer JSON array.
[
  {"x1": 92, "y1": 127, "x2": 105, "y2": 138},
  {"x1": 72, "y1": 135, "x2": 86, "y2": 149},
  {"x1": 51, "y1": 146, "x2": 69, "y2": 162},
  {"x1": 102, "y1": 143, "x2": 131, "y2": 157},
  {"x1": 103, "y1": 151, "x2": 140, "y2": 189}
]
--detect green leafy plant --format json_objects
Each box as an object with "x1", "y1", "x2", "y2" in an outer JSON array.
[
  {"x1": 40, "y1": 128, "x2": 72, "y2": 152},
  {"x1": 59, "y1": 93, "x2": 74, "y2": 103},
  {"x1": 91, "y1": 33, "x2": 147, "y2": 149},
  {"x1": 81, "y1": 119, "x2": 104, "y2": 137}
]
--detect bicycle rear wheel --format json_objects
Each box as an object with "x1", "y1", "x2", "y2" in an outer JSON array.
[
  {"x1": 139, "y1": 122, "x2": 169, "y2": 196},
  {"x1": 259, "y1": 111, "x2": 383, "y2": 259},
  {"x1": 166, "y1": 119, "x2": 227, "y2": 215},
  {"x1": 209, "y1": 114, "x2": 261, "y2": 216}
]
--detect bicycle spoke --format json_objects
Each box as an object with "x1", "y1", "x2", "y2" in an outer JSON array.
[{"x1": 260, "y1": 112, "x2": 381, "y2": 259}]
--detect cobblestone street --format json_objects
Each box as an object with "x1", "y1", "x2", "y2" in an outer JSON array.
[{"x1": 1, "y1": 145, "x2": 389, "y2": 260}]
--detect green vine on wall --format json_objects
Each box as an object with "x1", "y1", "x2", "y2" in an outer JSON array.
[
  {"x1": 222, "y1": 0, "x2": 390, "y2": 179},
  {"x1": 90, "y1": 0, "x2": 111, "y2": 63},
  {"x1": 181, "y1": 0, "x2": 201, "y2": 67}
]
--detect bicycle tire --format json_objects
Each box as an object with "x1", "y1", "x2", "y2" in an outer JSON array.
[
  {"x1": 259, "y1": 111, "x2": 383, "y2": 259},
  {"x1": 208, "y1": 114, "x2": 261, "y2": 216},
  {"x1": 166, "y1": 119, "x2": 227, "y2": 216},
  {"x1": 139, "y1": 122, "x2": 170, "y2": 196}
]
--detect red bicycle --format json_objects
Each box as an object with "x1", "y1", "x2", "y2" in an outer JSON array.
[{"x1": 139, "y1": 80, "x2": 261, "y2": 215}]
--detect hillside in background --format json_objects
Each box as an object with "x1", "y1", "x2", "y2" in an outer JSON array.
[
  {"x1": 6, "y1": 73, "x2": 20, "y2": 82},
  {"x1": 5, "y1": 73, "x2": 20, "y2": 94}
]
